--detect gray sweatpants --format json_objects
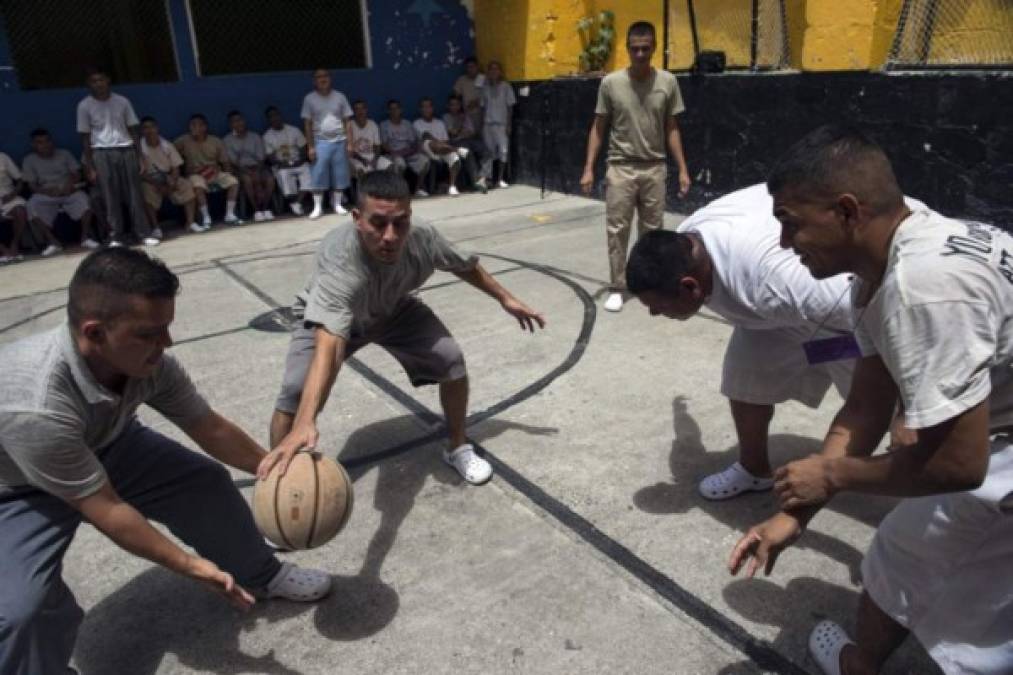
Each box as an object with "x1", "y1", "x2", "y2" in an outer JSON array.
[
  {"x1": 92, "y1": 146, "x2": 150, "y2": 239},
  {"x1": 0, "y1": 420, "x2": 280, "y2": 674}
]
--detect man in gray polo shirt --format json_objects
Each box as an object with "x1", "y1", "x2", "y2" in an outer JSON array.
[
  {"x1": 0, "y1": 249, "x2": 330, "y2": 674},
  {"x1": 265, "y1": 170, "x2": 546, "y2": 485}
]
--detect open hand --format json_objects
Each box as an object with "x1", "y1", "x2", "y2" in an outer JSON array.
[
  {"x1": 184, "y1": 555, "x2": 255, "y2": 610},
  {"x1": 774, "y1": 455, "x2": 836, "y2": 510},
  {"x1": 502, "y1": 297, "x2": 546, "y2": 332},
  {"x1": 728, "y1": 512, "x2": 803, "y2": 578},
  {"x1": 258, "y1": 422, "x2": 318, "y2": 479}
]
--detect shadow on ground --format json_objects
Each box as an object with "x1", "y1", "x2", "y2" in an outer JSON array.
[{"x1": 74, "y1": 415, "x2": 555, "y2": 674}]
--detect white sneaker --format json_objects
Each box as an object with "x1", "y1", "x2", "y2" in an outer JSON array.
[
  {"x1": 443, "y1": 444, "x2": 493, "y2": 485},
  {"x1": 290, "y1": 202, "x2": 304, "y2": 216},
  {"x1": 80, "y1": 238, "x2": 100, "y2": 250},
  {"x1": 414, "y1": 189, "x2": 429, "y2": 198},
  {"x1": 143, "y1": 237, "x2": 160, "y2": 247},
  {"x1": 188, "y1": 222, "x2": 206, "y2": 233},
  {"x1": 41, "y1": 244, "x2": 62, "y2": 257},
  {"x1": 698, "y1": 462, "x2": 773, "y2": 501},
  {"x1": 254, "y1": 211, "x2": 265, "y2": 222},
  {"x1": 448, "y1": 185, "x2": 460, "y2": 196},
  {"x1": 263, "y1": 562, "x2": 331, "y2": 602},
  {"x1": 201, "y1": 214, "x2": 213, "y2": 228},
  {"x1": 264, "y1": 210, "x2": 275, "y2": 220},
  {"x1": 308, "y1": 205, "x2": 323, "y2": 220},
  {"x1": 107, "y1": 239, "x2": 124, "y2": 248},
  {"x1": 475, "y1": 177, "x2": 489, "y2": 194},
  {"x1": 603, "y1": 292, "x2": 624, "y2": 312},
  {"x1": 151, "y1": 227, "x2": 163, "y2": 240},
  {"x1": 333, "y1": 203, "x2": 348, "y2": 215},
  {"x1": 498, "y1": 179, "x2": 510, "y2": 188},
  {"x1": 224, "y1": 214, "x2": 242, "y2": 225}
]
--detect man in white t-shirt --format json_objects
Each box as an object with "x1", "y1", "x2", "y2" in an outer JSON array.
[
  {"x1": 23, "y1": 128, "x2": 100, "y2": 254},
  {"x1": 627, "y1": 185, "x2": 856, "y2": 500},
  {"x1": 730, "y1": 125, "x2": 1013, "y2": 675},
  {"x1": 348, "y1": 99, "x2": 392, "y2": 179},
  {"x1": 480, "y1": 61, "x2": 516, "y2": 188},
  {"x1": 300, "y1": 69, "x2": 353, "y2": 219},
  {"x1": 76, "y1": 69, "x2": 155, "y2": 246},
  {"x1": 0, "y1": 151, "x2": 29, "y2": 264},
  {"x1": 445, "y1": 94, "x2": 492, "y2": 192},
  {"x1": 413, "y1": 97, "x2": 472, "y2": 197},
  {"x1": 380, "y1": 99, "x2": 431, "y2": 198},
  {"x1": 262, "y1": 106, "x2": 312, "y2": 216}
]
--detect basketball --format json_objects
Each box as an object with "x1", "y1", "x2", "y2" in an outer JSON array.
[{"x1": 253, "y1": 452, "x2": 354, "y2": 550}]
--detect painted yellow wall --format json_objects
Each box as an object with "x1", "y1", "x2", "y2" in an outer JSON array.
[{"x1": 802, "y1": 0, "x2": 879, "y2": 70}]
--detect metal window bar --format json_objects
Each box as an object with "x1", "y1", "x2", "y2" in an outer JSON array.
[{"x1": 674, "y1": 0, "x2": 790, "y2": 72}]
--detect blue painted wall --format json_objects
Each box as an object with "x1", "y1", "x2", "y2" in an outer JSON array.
[{"x1": 0, "y1": 0, "x2": 474, "y2": 160}]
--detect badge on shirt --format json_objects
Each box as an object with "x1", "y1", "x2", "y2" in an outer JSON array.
[{"x1": 803, "y1": 333, "x2": 862, "y2": 364}]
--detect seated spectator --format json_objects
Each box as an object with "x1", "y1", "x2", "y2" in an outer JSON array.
[
  {"x1": 348, "y1": 100, "x2": 392, "y2": 180},
  {"x1": 413, "y1": 97, "x2": 472, "y2": 196},
  {"x1": 444, "y1": 94, "x2": 492, "y2": 192},
  {"x1": 174, "y1": 114, "x2": 241, "y2": 227},
  {"x1": 380, "y1": 99, "x2": 430, "y2": 197},
  {"x1": 0, "y1": 150, "x2": 29, "y2": 263},
  {"x1": 224, "y1": 111, "x2": 275, "y2": 222},
  {"x1": 22, "y1": 129, "x2": 99, "y2": 253},
  {"x1": 139, "y1": 116, "x2": 202, "y2": 234},
  {"x1": 262, "y1": 106, "x2": 311, "y2": 216},
  {"x1": 481, "y1": 60, "x2": 516, "y2": 188}
]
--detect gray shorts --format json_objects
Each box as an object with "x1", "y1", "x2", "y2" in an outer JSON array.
[{"x1": 275, "y1": 297, "x2": 466, "y2": 414}]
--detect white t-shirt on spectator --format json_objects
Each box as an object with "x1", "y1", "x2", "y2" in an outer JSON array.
[
  {"x1": 481, "y1": 81, "x2": 516, "y2": 126},
  {"x1": 413, "y1": 118, "x2": 449, "y2": 143},
  {"x1": 301, "y1": 91, "x2": 352, "y2": 143},
  {"x1": 349, "y1": 119, "x2": 381, "y2": 160},
  {"x1": 854, "y1": 209, "x2": 1013, "y2": 432},
  {"x1": 263, "y1": 124, "x2": 307, "y2": 165},
  {"x1": 0, "y1": 153, "x2": 21, "y2": 195},
  {"x1": 76, "y1": 93, "x2": 138, "y2": 148}
]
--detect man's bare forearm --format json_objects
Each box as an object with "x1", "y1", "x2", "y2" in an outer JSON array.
[
  {"x1": 185, "y1": 411, "x2": 266, "y2": 475},
  {"x1": 665, "y1": 118, "x2": 688, "y2": 174},
  {"x1": 583, "y1": 118, "x2": 604, "y2": 172},
  {"x1": 454, "y1": 264, "x2": 510, "y2": 304},
  {"x1": 293, "y1": 328, "x2": 345, "y2": 427}
]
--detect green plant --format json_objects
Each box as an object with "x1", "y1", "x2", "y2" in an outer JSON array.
[{"x1": 577, "y1": 10, "x2": 616, "y2": 72}]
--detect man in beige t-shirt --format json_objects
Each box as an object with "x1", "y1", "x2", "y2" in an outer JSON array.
[
  {"x1": 580, "y1": 20, "x2": 691, "y2": 313},
  {"x1": 174, "y1": 114, "x2": 241, "y2": 227},
  {"x1": 453, "y1": 57, "x2": 486, "y2": 139}
]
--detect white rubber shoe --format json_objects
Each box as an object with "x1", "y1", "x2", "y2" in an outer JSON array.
[
  {"x1": 264, "y1": 562, "x2": 332, "y2": 602},
  {"x1": 809, "y1": 620, "x2": 853, "y2": 675},
  {"x1": 498, "y1": 179, "x2": 510, "y2": 188},
  {"x1": 254, "y1": 211, "x2": 265, "y2": 222},
  {"x1": 264, "y1": 210, "x2": 275, "y2": 220},
  {"x1": 414, "y1": 189, "x2": 429, "y2": 198},
  {"x1": 142, "y1": 237, "x2": 160, "y2": 247},
  {"x1": 603, "y1": 292, "x2": 624, "y2": 312},
  {"x1": 334, "y1": 203, "x2": 348, "y2": 215},
  {"x1": 81, "y1": 238, "x2": 101, "y2": 250},
  {"x1": 290, "y1": 202, "x2": 304, "y2": 216},
  {"x1": 448, "y1": 185, "x2": 460, "y2": 196},
  {"x1": 189, "y1": 222, "x2": 209, "y2": 233},
  {"x1": 443, "y1": 444, "x2": 493, "y2": 485},
  {"x1": 41, "y1": 244, "x2": 62, "y2": 257},
  {"x1": 308, "y1": 205, "x2": 323, "y2": 220},
  {"x1": 224, "y1": 214, "x2": 242, "y2": 225},
  {"x1": 698, "y1": 462, "x2": 773, "y2": 500}
]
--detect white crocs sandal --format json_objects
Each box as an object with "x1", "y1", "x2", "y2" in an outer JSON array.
[
  {"x1": 443, "y1": 444, "x2": 493, "y2": 485},
  {"x1": 698, "y1": 462, "x2": 774, "y2": 500},
  {"x1": 265, "y1": 562, "x2": 332, "y2": 602},
  {"x1": 809, "y1": 620, "x2": 853, "y2": 675}
]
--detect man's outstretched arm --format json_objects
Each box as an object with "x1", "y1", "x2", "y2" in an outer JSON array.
[{"x1": 453, "y1": 264, "x2": 546, "y2": 332}]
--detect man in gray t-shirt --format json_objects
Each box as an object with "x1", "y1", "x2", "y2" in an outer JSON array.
[
  {"x1": 301, "y1": 68, "x2": 353, "y2": 219},
  {"x1": 0, "y1": 249, "x2": 330, "y2": 674},
  {"x1": 224, "y1": 111, "x2": 276, "y2": 222},
  {"x1": 267, "y1": 171, "x2": 545, "y2": 486}
]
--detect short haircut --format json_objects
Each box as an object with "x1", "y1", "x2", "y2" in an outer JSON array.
[
  {"x1": 265, "y1": 105, "x2": 280, "y2": 116},
  {"x1": 84, "y1": 67, "x2": 108, "y2": 80},
  {"x1": 464, "y1": 56, "x2": 478, "y2": 65},
  {"x1": 419, "y1": 96, "x2": 433, "y2": 105},
  {"x1": 226, "y1": 109, "x2": 242, "y2": 120},
  {"x1": 387, "y1": 98, "x2": 401, "y2": 107},
  {"x1": 352, "y1": 99, "x2": 367, "y2": 107},
  {"x1": 68, "y1": 248, "x2": 180, "y2": 329},
  {"x1": 140, "y1": 116, "x2": 157, "y2": 125},
  {"x1": 29, "y1": 128, "x2": 49, "y2": 139},
  {"x1": 627, "y1": 21, "x2": 656, "y2": 43},
  {"x1": 356, "y1": 170, "x2": 411, "y2": 208},
  {"x1": 626, "y1": 230, "x2": 695, "y2": 296},
  {"x1": 447, "y1": 93, "x2": 463, "y2": 104},
  {"x1": 189, "y1": 113, "x2": 208, "y2": 124},
  {"x1": 767, "y1": 124, "x2": 903, "y2": 214},
  {"x1": 488, "y1": 60, "x2": 503, "y2": 70}
]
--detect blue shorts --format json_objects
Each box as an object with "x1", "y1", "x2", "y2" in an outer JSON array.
[{"x1": 310, "y1": 138, "x2": 350, "y2": 191}]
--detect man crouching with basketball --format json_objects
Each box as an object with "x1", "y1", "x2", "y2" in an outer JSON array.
[
  {"x1": 0, "y1": 249, "x2": 330, "y2": 674},
  {"x1": 265, "y1": 170, "x2": 545, "y2": 485}
]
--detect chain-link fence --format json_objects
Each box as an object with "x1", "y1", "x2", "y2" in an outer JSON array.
[
  {"x1": 666, "y1": 0, "x2": 792, "y2": 71},
  {"x1": 0, "y1": 0, "x2": 178, "y2": 89},
  {"x1": 187, "y1": 0, "x2": 368, "y2": 76},
  {"x1": 887, "y1": 0, "x2": 1013, "y2": 69}
]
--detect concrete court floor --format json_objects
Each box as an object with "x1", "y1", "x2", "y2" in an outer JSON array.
[{"x1": 0, "y1": 186, "x2": 940, "y2": 675}]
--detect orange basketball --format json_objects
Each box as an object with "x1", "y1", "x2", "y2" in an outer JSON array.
[{"x1": 253, "y1": 452, "x2": 354, "y2": 550}]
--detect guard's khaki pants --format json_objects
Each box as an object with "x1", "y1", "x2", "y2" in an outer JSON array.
[{"x1": 605, "y1": 162, "x2": 666, "y2": 290}]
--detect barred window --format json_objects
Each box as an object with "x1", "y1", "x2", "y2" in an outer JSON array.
[
  {"x1": 0, "y1": 0, "x2": 179, "y2": 90},
  {"x1": 187, "y1": 0, "x2": 369, "y2": 76}
]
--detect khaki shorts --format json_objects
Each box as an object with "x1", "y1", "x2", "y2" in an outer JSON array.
[
  {"x1": 275, "y1": 297, "x2": 466, "y2": 414},
  {"x1": 720, "y1": 325, "x2": 853, "y2": 407},
  {"x1": 188, "y1": 171, "x2": 239, "y2": 192},
  {"x1": 142, "y1": 178, "x2": 195, "y2": 209}
]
